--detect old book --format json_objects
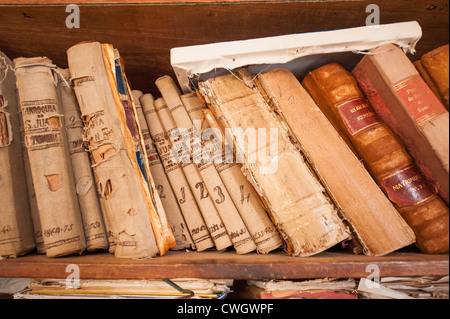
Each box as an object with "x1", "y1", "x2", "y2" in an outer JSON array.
[
  {"x1": 133, "y1": 89, "x2": 194, "y2": 250},
  {"x1": 303, "y1": 63, "x2": 448, "y2": 254},
  {"x1": 156, "y1": 76, "x2": 256, "y2": 254},
  {"x1": 57, "y1": 68, "x2": 109, "y2": 251},
  {"x1": 181, "y1": 92, "x2": 283, "y2": 254},
  {"x1": 417, "y1": 44, "x2": 449, "y2": 109},
  {"x1": 14, "y1": 56, "x2": 86, "y2": 258},
  {"x1": 352, "y1": 44, "x2": 449, "y2": 205},
  {"x1": 0, "y1": 51, "x2": 35, "y2": 258},
  {"x1": 414, "y1": 60, "x2": 446, "y2": 108},
  {"x1": 257, "y1": 68, "x2": 415, "y2": 256},
  {"x1": 198, "y1": 68, "x2": 350, "y2": 257},
  {"x1": 67, "y1": 42, "x2": 174, "y2": 258},
  {"x1": 140, "y1": 94, "x2": 214, "y2": 251},
  {"x1": 154, "y1": 94, "x2": 233, "y2": 252}
]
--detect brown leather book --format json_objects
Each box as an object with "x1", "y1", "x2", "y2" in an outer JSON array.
[
  {"x1": 418, "y1": 44, "x2": 449, "y2": 110},
  {"x1": 303, "y1": 63, "x2": 449, "y2": 254},
  {"x1": 352, "y1": 44, "x2": 449, "y2": 206}
]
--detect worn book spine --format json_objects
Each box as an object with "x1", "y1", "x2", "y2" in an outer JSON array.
[
  {"x1": 58, "y1": 68, "x2": 109, "y2": 251},
  {"x1": 0, "y1": 51, "x2": 35, "y2": 258},
  {"x1": 155, "y1": 95, "x2": 233, "y2": 251},
  {"x1": 257, "y1": 68, "x2": 415, "y2": 256},
  {"x1": 352, "y1": 44, "x2": 449, "y2": 205},
  {"x1": 67, "y1": 42, "x2": 163, "y2": 259},
  {"x1": 14, "y1": 56, "x2": 86, "y2": 258},
  {"x1": 113, "y1": 50, "x2": 176, "y2": 255},
  {"x1": 199, "y1": 68, "x2": 350, "y2": 257},
  {"x1": 156, "y1": 76, "x2": 256, "y2": 254},
  {"x1": 181, "y1": 92, "x2": 283, "y2": 254},
  {"x1": 419, "y1": 44, "x2": 449, "y2": 109},
  {"x1": 303, "y1": 63, "x2": 447, "y2": 254},
  {"x1": 414, "y1": 60, "x2": 446, "y2": 108},
  {"x1": 141, "y1": 94, "x2": 213, "y2": 251},
  {"x1": 133, "y1": 90, "x2": 194, "y2": 250}
]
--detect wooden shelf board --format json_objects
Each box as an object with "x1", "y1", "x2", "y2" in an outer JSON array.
[{"x1": 0, "y1": 250, "x2": 448, "y2": 280}]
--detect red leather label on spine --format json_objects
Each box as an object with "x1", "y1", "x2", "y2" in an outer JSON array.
[
  {"x1": 336, "y1": 97, "x2": 381, "y2": 135},
  {"x1": 381, "y1": 165, "x2": 435, "y2": 207},
  {"x1": 394, "y1": 75, "x2": 447, "y2": 126}
]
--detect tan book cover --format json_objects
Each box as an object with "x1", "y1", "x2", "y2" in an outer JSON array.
[
  {"x1": 156, "y1": 76, "x2": 256, "y2": 254},
  {"x1": 14, "y1": 56, "x2": 86, "y2": 258},
  {"x1": 58, "y1": 68, "x2": 109, "y2": 251},
  {"x1": 0, "y1": 51, "x2": 35, "y2": 258},
  {"x1": 67, "y1": 42, "x2": 174, "y2": 258},
  {"x1": 141, "y1": 94, "x2": 214, "y2": 251},
  {"x1": 303, "y1": 64, "x2": 446, "y2": 253},
  {"x1": 181, "y1": 92, "x2": 283, "y2": 254},
  {"x1": 133, "y1": 90, "x2": 194, "y2": 250},
  {"x1": 353, "y1": 44, "x2": 449, "y2": 205},
  {"x1": 199, "y1": 68, "x2": 350, "y2": 257}
]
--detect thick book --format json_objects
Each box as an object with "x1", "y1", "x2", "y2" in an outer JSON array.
[
  {"x1": 352, "y1": 44, "x2": 449, "y2": 205},
  {"x1": 181, "y1": 92, "x2": 283, "y2": 254},
  {"x1": 14, "y1": 56, "x2": 86, "y2": 258},
  {"x1": 67, "y1": 42, "x2": 175, "y2": 258},
  {"x1": 303, "y1": 63, "x2": 447, "y2": 254},
  {"x1": 156, "y1": 75, "x2": 256, "y2": 254},
  {"x1": 133, "y1": 89, "x2": 194, "y2": 250},
  {"x1": 198, "y1": 68, "x2": 350, "y2": 257},
  {"x1": 415, "y1": 44, "x2": 449, "y2": 110},
  {"x1": 58, "y1": 68, "x2": 109, "y2": 252},
  {"x1": 258, "y1": 68, "x2": 415, "y2": 256},
  {"x1": 0, "y1": 51, "x2": 35, "y2": 258},
  {"x1": 140, "y1": 94, "x2": 214, "y2": 251}
]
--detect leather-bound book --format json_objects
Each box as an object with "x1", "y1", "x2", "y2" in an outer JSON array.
[
  {"x1": 353, "y1": 44, "x2": 449, "y2": 205},
  {"x1": 303, "y1": 63, "x2": 448, "y2": 254}
]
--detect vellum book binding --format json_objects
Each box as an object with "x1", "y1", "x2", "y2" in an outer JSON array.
[
  {"x1": 14, "y1": 56, "x2": 85, "y2": 258},
  {"x1": 353, "y1": 44, "x2": 449, "y2": 205},
  {"x1": 57, "y1": 68, "x2": 109, "y2": 251},
  {"x1": 133, "y1": 89, "x2": 194, "y2": 250},
  {"x1": 199, "y1": 68, "x2": 350, "y2": 257},
  {"x1": 140, "y1": 94, "x2": 213, "y2": 251},
  {"x1": 303, "y1": 63, "x2": 447, "y2": 254},
  {"x1": 181, "y1": 92, "x2": 283, "y2": 254},
  {"x1": 0, "y1": 51, "x2": 35, "y2": 258},
  {"x1": 156, "y1": 75, "x2": 256, "y2": 254},
  {"x1": 67, "y1": 42, "x2": 175, "y2": 258}
]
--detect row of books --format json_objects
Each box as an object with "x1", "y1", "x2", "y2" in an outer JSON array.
[{"x1": 0, "y1": 41, "x2": 448, "y2": 259}]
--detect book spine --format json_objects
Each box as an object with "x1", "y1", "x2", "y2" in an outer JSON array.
[
  {"x1": 199, "y1": 69, "x2": 349, "y2": 257},
  {"x1": 181, "y1": 92, "x2": 283, "y2": 254},
  {"x1": 67, "y1": 42, "x2": 159, "y2": 259},
  {"x1": 303, "y1": 63, "x2": 448, "y2": 254},
  {"x1": 155, "y1": 96, "x2": 233, "y2": 251},
  {"x1": 352, "y1": 47, "x2": 449, "y2": 205},
  {"x1": 156, "y1": 76, "x2": 256, "y2": 254},
  {"x1": 141, "y1": 94, "x2": 214, "y2": 251},
  {"x1": 14, "y1": 56, "x2": 86, "y2": 258},
  {"x1": 58, "y1": 68, "x2": 109, "y2": 251},
  {"x1": 133, "y1": 90, "x2": 194, "y2": 250},
  {"x1": 0, "y1": 52, "x2": 36, "y2": 258}
]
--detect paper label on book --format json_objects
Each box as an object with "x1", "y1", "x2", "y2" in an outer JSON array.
[
  {"x1": 336, "y1": 97, "x2": 381, "y2": 135},
  {"x1": 380, "y1": 165, "x2": 435, "y2": 206},
  {"x1": 394, "y1": 75, "x2": 447, "y2": 127}
]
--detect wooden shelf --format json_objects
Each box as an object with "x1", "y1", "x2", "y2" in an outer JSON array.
[{"x1": 0, "y1": 250, "x2": 448, "y2": 280}]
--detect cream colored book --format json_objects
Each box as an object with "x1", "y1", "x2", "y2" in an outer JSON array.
[
  {"x1": 133, "y1": 89, "x2": 194, "y2": 250},
  {"x1": 155, "y1": 97, "x2": 232, "y2": 251},
  {"x1": 156, "y1": 76, "x2": 256, "y2": 254},
  {"x1": 0, "y1": 51, "x2": 35, "y2": 258},
  {"x1": 199, "y1": 68, "x2": 350, "y2": 256},
  {"x1": 67, "y1": 41, "x2": 175, "y2": 258},
  {"x1": 181, "y1": 92, "x2": 283, "y2": 254},
  {"x1": 58, "y1": 68, "x2": 109, "y2": 251},
  {"x1": 14, "y1": 56, "x2": 86, "y2": 258},
  {"x1": 141, "y1": 94, "x2": 214, "y2": 251}
]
